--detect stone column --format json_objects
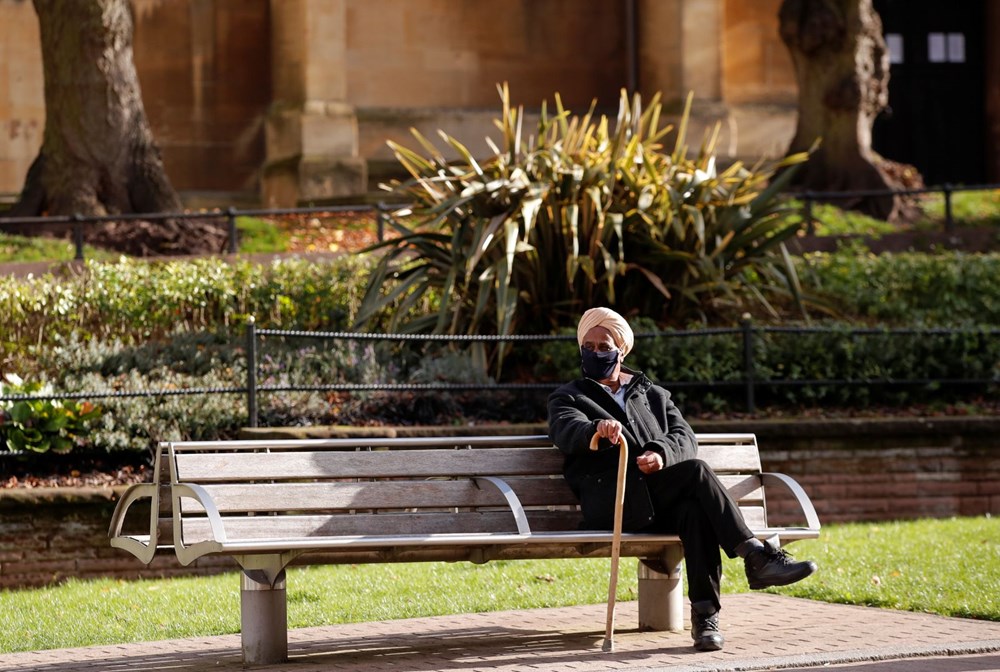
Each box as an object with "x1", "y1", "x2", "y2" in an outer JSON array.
[
  {"x1": 263, "y1": 0, "x2": 366, "y2": 206},
  {"x1": 636, "y1": 0, "x2": 723, "y2": 104}
]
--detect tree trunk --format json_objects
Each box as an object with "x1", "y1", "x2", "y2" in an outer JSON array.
[
  {"x1": 779, "y1": 0, "x2": 916, "y2": 220},
  {"x1": 3, "y1": 0, "x2": 225, "y2": 256}
]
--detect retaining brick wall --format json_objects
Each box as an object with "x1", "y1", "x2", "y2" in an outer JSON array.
[
  {"x1": 1, "y1": 416, "x2": 996, "y2": 589},
  {"x1": 0, "y1": 489, "x2": 234, "y2": 590},
  {"x1": 740, "y1": 416, "x2": 1000, "y2": 525}
]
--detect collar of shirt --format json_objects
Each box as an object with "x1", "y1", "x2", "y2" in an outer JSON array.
[{"x1": 598, "y1": 372, "x2": 633, "y2": 410}]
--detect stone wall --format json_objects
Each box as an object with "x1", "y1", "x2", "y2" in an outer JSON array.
[{"x1": 0, "y1": 417, "x2": 995, "y2": 589}]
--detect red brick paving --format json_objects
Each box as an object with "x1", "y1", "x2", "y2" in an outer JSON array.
[{"x1": 1, "y1": 594, "x2": 998, "y2": 671}]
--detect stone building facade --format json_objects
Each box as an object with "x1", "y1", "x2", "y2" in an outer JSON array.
[{"x1": 1, "y1": 0, "x2": 997, "y2": 207}]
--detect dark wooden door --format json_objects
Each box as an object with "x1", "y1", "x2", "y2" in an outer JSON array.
[{"x1": 873, "y1": 0, "x2": 987, "y2": 186}]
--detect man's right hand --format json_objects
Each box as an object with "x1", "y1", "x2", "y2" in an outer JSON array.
[{"x1": 595, "y1": 419, "x2": 624, "y2": 447}]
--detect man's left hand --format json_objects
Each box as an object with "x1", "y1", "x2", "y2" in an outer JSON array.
[{"x1": 636, "y1": 450, "x2": 664, "y2": 474}]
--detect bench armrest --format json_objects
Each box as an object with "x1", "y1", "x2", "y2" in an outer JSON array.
[
  {"x1": 473, "y1": 476, "x2": 531, "y2": 535},
  {"x1": 760, "y1": 472, "x2": 822, "y2": 533},
  {"x1": 108, "y1": 483, "x2": 160, "y2": 564},
  {"x1": 172, "y1": 482, "x2": 227, "y2": 565}
]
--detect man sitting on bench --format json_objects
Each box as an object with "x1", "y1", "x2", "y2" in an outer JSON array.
[{"x1": 547, "y1": 307, "x2": 817, "y2": 652}]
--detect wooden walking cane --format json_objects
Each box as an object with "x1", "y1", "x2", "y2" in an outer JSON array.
[{"x1": 589, "y1": 432, "x2": 629, "y2": 653}]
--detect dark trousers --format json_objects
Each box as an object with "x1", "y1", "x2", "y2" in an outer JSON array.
[{"x1": 644, "y1": 458, "x2": 754, "y2": 612}]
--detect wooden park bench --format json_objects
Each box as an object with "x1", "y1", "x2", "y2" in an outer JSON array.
[{"x1": 109, "y1": 433, "x2": 820, "y2": 666}]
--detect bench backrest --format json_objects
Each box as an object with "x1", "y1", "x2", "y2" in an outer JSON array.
[{"x1": 163, "y1": 434, "x2": 766, "y2": 546}]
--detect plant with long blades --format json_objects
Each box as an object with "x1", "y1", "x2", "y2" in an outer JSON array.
[{"x1": 356, "y1": 85, "x2": 812, "y2": 361}]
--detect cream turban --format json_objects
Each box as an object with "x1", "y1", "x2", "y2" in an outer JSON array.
[{"x1": 576, "y1": 307, "x2": 635, "y2": 357}]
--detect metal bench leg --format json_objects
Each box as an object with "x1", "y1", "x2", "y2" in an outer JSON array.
[
  {"x1": 241, "y1": 569, "x2": 288, "y2": 666},
  {"x1": 637, "y1": 545, "x2": 685, "y2": 632}
]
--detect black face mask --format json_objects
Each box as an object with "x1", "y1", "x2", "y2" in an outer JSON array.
[{"x1": 581, "y1": 348, "x2": 619, "y2": 381}]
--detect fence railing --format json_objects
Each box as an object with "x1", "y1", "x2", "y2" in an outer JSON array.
[
  {"x1": 8, "y1": 322, "x2": 995, "y2": 433},
  {"x1": 242, "y1": 321, "x2": 998, "y2": 424},
  {"x1": 1, "y1": 182, "x2": 997, "y2": 263},
  {"x1": 797, "y1": 182, "x2": 998, "y2": 234},
  {"x1": 0, "y1": 202, "x2": 401, "y2": 261}
]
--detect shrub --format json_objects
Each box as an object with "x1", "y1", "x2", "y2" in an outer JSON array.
[
  {"x1": 803, "y1": 250, "x2": 1000, "y2": 325},
  {"x1": 357, "y1": 85, "x2": 811, "y2": 354},
  {"x1": 0, "y1": 255, "x2": 376, "y2": 374}
]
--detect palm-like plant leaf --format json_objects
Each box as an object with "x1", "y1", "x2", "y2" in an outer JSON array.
[{"x1": 358, "y1": 84, "x2": 817, "y2": 374}]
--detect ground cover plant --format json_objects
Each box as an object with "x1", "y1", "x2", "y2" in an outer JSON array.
[{"x1": 0, "y1": 516, "x2": 994, "y2": 653}]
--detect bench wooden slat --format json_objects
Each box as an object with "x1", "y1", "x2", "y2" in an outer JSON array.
[
  {"x1": 180, "y1": 505, "x2": 767, "y2": 544},
  {"x1": 172, "y1": 447, "x2": 567, "y2": 482},
  {"x1": 182, "y1": 478, "x2": 576, "y2": 513},
  {"x1": 168, "y1": 436, "x2": 555, "y2": 452},
  {"x1": 179, "y1": 510, "x2": 582, "y2": 541},
  {"x1": 696, "y1": 443, "x2": 762, "y2": 472},
  {"x1": 171, "y1": 445, "x2": 761, "y2": 482},
  {"x1": 181, "y1": 474, "x2": 761, "y2": 514}
]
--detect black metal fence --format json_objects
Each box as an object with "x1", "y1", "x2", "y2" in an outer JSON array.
[
  {"x1": 797, "y1": 182, "x2": 998, "y2": 234},
  {"x1": 0, "y1": 202, "x2": 400, "y2": 261},
  {"x1": 9, "y1": 322, "x2": 994, "y2": 428},
  {"x1": 1, "y1": 182, "x2": 997, "y2": 262},
  {"x1": 242, "y1": 322, "x2": 998, "y2": 424}
]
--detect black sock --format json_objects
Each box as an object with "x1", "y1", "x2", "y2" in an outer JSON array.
[{"x1": 735, "y1": 538, "x2": 765, "y2": 558}]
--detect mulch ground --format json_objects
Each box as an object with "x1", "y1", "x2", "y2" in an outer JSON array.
[
  {"x1": 274, "y1": 211, "x2": 384, "y2": 253},
  {"x1": 2, "y1": 464, "x2": 149, "y2": 490}
]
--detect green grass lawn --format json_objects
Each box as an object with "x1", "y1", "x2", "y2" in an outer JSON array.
[
  {"x1": 787, "y1": 187, "x2": 999, "y2": 238},
  {"x1": 0, "y1": 217, "x2": 286, "y2": 264},
  {"x1": 0, "y1": 232, "x2": 118, "y2": 264},
  {"x1": 919, "y1": 188, "x2": 1000, "y2": 228},
  {"x1": 0, "y1": 516, "x2": 995, "y2": 653},
  {"x1": 233, "y1": 215, "x2": 290, "y2": 254}
]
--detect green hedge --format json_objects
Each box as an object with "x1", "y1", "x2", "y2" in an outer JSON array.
[
  {"x1": 0, "y1": 255, "x2": 374, "y2": 373},
  {"x1": 2, "y1": 251, "x2": 997, "y2": 357},
  {"x1": 803, "y1": 249, "x2": 1000, "y2": 325}
]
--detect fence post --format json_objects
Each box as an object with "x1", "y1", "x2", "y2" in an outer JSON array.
[
  {"x1": 741, "y1": 315, "x2": 756, "y2": 413},
  {"x1": 375, "y1": 202, "x2": 386, "y2": 242},
  {"x1": 802, "y1": 192, "x2": 815, "y2": 235},
  {"x1": 72, "y1": 213, "x2": 85, "y2": 261},
  {"x1": 246, "y1": 316, "x2": 258, "y2": 428},
  {"x1": 942, "y1": 184, "x2": 954, "y2": 232},
  {"x1": 227, "y1": 207, "x2": 239, "y2": 254}
]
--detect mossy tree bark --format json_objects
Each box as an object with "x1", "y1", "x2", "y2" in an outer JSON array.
[
  {"x1": 4, "y1": 0, "x2": 224, "y2": 255},
  {"x1": 779, "y1": 0, "x2": 916, "y2": 221}
]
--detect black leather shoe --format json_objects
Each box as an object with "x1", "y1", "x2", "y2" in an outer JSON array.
[
  {"x1": 745, "y1": 546, "x2": 817, "y2": 589},
  {"x1": 690, "y1": 601, "x2": 724, "y2": 651}
]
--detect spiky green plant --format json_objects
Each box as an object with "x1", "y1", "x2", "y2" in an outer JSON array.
[{"x1": 357, "y1": 85, "x2": 811, "y2": 350}]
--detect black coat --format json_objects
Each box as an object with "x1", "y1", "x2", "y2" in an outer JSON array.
[{"x1": 547, "y1": 368, "x2": 697, "y2": 530}]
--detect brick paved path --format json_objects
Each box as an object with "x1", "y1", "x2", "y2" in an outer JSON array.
[{"x1": 2, "y1": 594, "x2": 999, "y2": 672}]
